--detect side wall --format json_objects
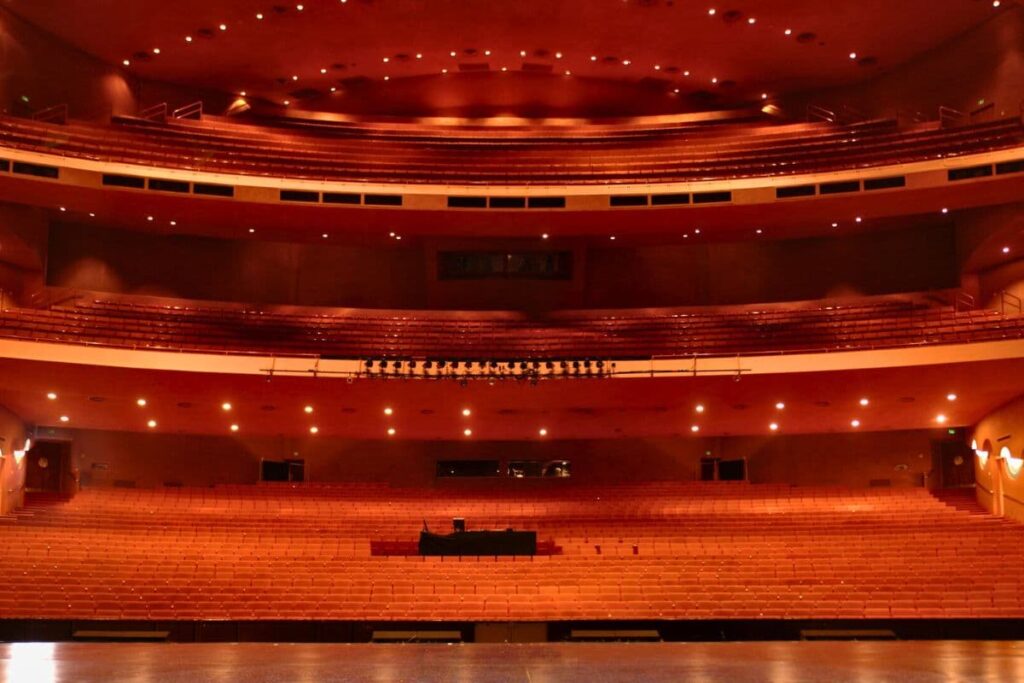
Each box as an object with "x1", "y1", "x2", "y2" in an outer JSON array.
[
  {"x1": 973, "y1": 394, "x2": 1024, "y2": 522},
  {"x1": 45, "y1": 221, "x2": 959, "y2": 310},
  {"x1": 68, "y1": 428, "x2": 938, "y2": 490},
  {"x1": 0, "y1": 405, "x2": 28, "y2": 514}
]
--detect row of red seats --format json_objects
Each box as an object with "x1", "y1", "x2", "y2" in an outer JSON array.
[
  {"x1": 0, "y1": 294, "x2": 1019, "y2": 359},
  {"x1": 0, "y1": 113, "x2": 1020, "y2": 183},
  {"x1": 0, "y1": 482, "x2": 1020, "y2": 621}
]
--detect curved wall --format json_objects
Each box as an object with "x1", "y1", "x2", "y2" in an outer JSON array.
[
  {"x1": 973, "y1": 394, "x2": 1024, "y2": 522},
  {"x1": 45, "y1": 221, "x2": 958, "y2": 310}
]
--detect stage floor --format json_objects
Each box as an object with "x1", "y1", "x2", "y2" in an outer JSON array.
[{"x1": 1, "y1": 641, "x2": 1023, "y2": 682}]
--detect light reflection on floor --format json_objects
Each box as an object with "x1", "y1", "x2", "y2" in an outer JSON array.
[{"x1": 1, "y1": 641, "x2": 1023, "y2": 683}]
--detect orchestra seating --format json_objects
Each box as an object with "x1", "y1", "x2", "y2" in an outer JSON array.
[
  {"x1": 0, "y1": 112, "x2": 1020, "y2": 184},
  {"x1": 0, "y1": 483, "x2": 1020, "y2": 622},
  {"x1": 0, "y1": 293, "x2": 1021, "y2": 359}
]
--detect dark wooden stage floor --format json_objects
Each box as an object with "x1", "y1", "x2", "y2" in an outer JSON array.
[{"x1": 2, "y1": 641, "x2": 1024, "y2": 682}]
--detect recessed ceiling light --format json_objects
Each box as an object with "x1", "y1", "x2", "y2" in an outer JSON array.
[
  {"x1": 47, "y1": 392, "x2": 57, "y2": 400},
  {"x1": 322, "y1": 233, "x2": 329, "y2": 238},
  {"x1": 555, "y1": 52, "x2": 563, "y2": 59},
  {"x1": 169, "y1": 220, "x2": 177, "y2": 226},
  {"x1": 748, "y1": 17, "x2": 756, "y2": 24},
  {"x1": 539, "y1": 428, "x2": 548, "y2": 436},
  {"x1": 775, "y1": 402, "x2": 785, "y2": 410},
  {"x1": 320, "y1": 68, "x2": 328, "y2": 74},
  {"x1": 185, "y1": 36, "x2": 193, "y2": 42},
  {"x1": 849, "y1": 52, "x2": 858, "y2": 60},
  {"x1": 756, "y1": 229, "x2": 763, "y2": 235},
  {"x1": 761, "y1": 93, "x2": 768, "y2": 100},
  {"x1": 89, "y1": 213, "x2": 95, "y2": 217},
  {"x1": 137, "y1": 398, "x2": 147, "y2": 407},
  {"x1": 590, "y1": 55, "x2": 598, "y2": 61},
  {"x1": 462, "y1": 408, "x2": 472, "y2": 417},
  {"x1": 248, "y1": 228, "x2": 255, "y2": 233},
  {"x1": 147, "y1": 216, "x2": 154, "y2": 221},
  {"x1": 441, "y1": 68, "x2": 448, "y2": 74},
  {"x1": 850, "y1": 419, "x2": 861, "y2": 428},
  {"x1": 711, "y1": 77, "x2": 718, "y2": 83},
  {"x1": 855, "y1": 216, "x2": 862, "y2": 223},
  {"x1": 153, "y1": 48, "x2": 161, "y2": 54},
  {"x1": 384, "y1": 407, "x2": 394, "y2": 415},
  {"x1": 330, "y1": 87, "x2": 337, "y2": 92},
  {"x1": 309, "y1": 426, "x2": 319, "y2": 434},
  {"x1": 416, "y1": 53, "x2": 422, "y2": 59},
  {"x1": 941, "y1": 208, "x2": 949, "y2": 214},
  {"x1": 542, "y1": 233, "x2": 549, "y2": 239},
  {"x1": 832, "y1": 222, "x2": 839, "y2": 228},
  {"x1": 256, "y1": 12, "x2": 264, "y2": 19},
  {"x1": 784, "y1": 29, "x2": 792, "y2": 35},
  {"x1": 690, "y1": 425, "x2": 700, "y2": 433},
  {"x1": 708, "y1": 8, "x2": 717, "y2": 15},
  {"x1": 623, "y1": 59, "x2": 631, "y2": 66},
  {"x1": 564, "y1": 70, "x2": 571, "y2": 75},
  {"x1": 221, "y1": 402, "x2": 232, "y2": 411},
  {"x1": 296, "y1": 4, "x2": 304, "y2": 10},
  {"x1": 450, "y1": 51, "x2": 457, "y2": 57},
  {"x1": 519, "y1": 50, "x2": 527, "y2": 57},
  {"x1": 695, "y1": 404, "x2": 705, "y2": 413},
  {"x1": 859, "y1": 398, "x2": 869, "y2": 406},
  {"x1": 769, "y1": 423, "x2": 779, "y2": 431},
  {"x1": 283, "y1": 100, "x2": 290, "y2": 105},
  {"x1": 382, "y1": 57, "x2": 389, "y2": 63},
  {"x1": 147, "y1": 419, "x2": 157, "y2": 428},
  {"x1": 501, "y1": 66, "x2": 507, "y2": 72},
  {"x1": 484, "y1": 50, "x2": 491, "y2": 56},
  {"x1": 935, "y1": 414, "x2": 948, "y2": 424},
  {"x1": 292, "y1": 75, "x2": 299, "y2": 81},
  {"x1": 463, "y1": 428, "x2": 473, "y2": 437},
  {"x1": 122, "y1": 59, "x2": 131, "y2": 67},
  {"x1": 654, "y1": 64, "x2": 661, "y2": 70},
  {"x1": 1002, "y1": 246, "x2": 1011, "y2": 254},
  {"x1": 387, "y1": 427, "x2": 396, "y2": 436},
  {"x1": 610, "y1": 236, "x2": 616, "y2": 240},
  {"x1": 304, "y1": 405, "x2": 314, "y2": 414},
  {"x1": 946, "y1": 393, "x2": 958, "y2": 401},
  {"x1": 219, "y1": 23, "x2": 227, "y2": 31},
  {"x1": 59, "y1": 206, "x2": 66, "y2": 212},
  {"x1": 230, "y1": 424, "x2": 239, "y2": 432},
  {"x1": 59, "y1": 415, "x2": 70, "y2": 423}
]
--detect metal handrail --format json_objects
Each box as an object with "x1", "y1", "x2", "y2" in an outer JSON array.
[
  {"x1": 172, "y1": 101, "x2": 203, "y2": 120},
  {"x1": 970, "y1": 101, "x2": 996, "y2": 123},
  {"x1": 954, "y1": 291, "x2": 975, "y2": 313},
  {"x1": 939, "y1": 106, "x2": 966, "y2": 128},
  {"x1": 1000, "y1": 290, "x2": 1022, "y2": 316},
  {"x1": 138, "y1": 103, "x2": 168, "y2": 122},
  {"x1": 807, "y1": 105, "x2": 836, "y2": 123},
  {"x1": 31, "y1": 104, "x2": 68, "y2": 124}
]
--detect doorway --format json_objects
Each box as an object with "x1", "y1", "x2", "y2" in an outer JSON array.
[{"x1": 24, "y1": 441, "x2": 71, "y2": 493}]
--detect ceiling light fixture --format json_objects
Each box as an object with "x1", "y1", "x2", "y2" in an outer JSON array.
[
  {"x1": 859, "y1": 398, "x2": 869, "y2": 406},
  {"x1": 221, "y1": 402, "x2": 232, "y2": 411},
  {"x1": 304, "y1": 405, "x2": 314, "y2": 414},
  {"x1": 47, "y1": 392, "x2": 57, "y2": 400},
  {"x1": 230, "y1": 424, "x2": 239, "y2": 432},
  {"x1": 851, "y1": 419, "x2": 861, "y2": 428},
  {"x1": 946, "y1": 393, "x2": 958, "y2": 401},
  {"x1": 462, "y1": 408, "x2": 472, "y2": 417},
  {"x1": 769, "y1": 423, "x2": 779, "y2": 432},
  {"x1": 464, "y1": 428, "x2": 473, "y2": 437},
  {"x1": 384, "y1": 407, "x2": 394, "y2": 415},
  {"x1": 387, "y1": 427, "x2": 396, "y2": 436},
  {"x1": 935, "y1": 414, "x2": 948, "y2": 424},
  {"x1": 137, "y1": 398, "x2": 147, "y2": 407},
  {"x1": 690, "y1": 425, "x2": 700, "y2": 433},
  {"x1": 147, "y1": 420, "x2": 157, "y2": 428},
  {"x1": 775, "y1": 402, "x2": 785, "y2": 410},
  {"x1": 309, "y1": 426, "x2": 319, "y2": 434},
  {"x1": 59, "y1": 415, "x2": 70, "y2": 423}
]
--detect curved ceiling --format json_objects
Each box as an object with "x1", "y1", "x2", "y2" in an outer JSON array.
[{"x1": 5, "y1": 0, "x2": 1009, "y2": 117}]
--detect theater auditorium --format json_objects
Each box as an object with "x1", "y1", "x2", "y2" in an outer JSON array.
[{"x1": 0, "y1": 0, "x2": 1024, "y2": 680}]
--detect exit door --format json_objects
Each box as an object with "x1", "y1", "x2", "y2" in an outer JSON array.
[{"x1": 24, "y1": 441, "x2": 71, "y2": 493}]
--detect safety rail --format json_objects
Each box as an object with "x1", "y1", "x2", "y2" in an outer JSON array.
[
  {"x1": 172, "y1": 101, "x2": 203, "y2": 120},
  {"x1": 999, "y1": 290, "x2": 1022, "y2": 316},
  {"x1": 954, "y1": 291, "x2": 976, "y2": 313},
  {"x1": 806, "y1": 104, "x2": 836, "y2": 123},
  {"x1": 939, "y1": 106, "x2": 967, "y2": 128},
  {"x1": 31, "y1": 104, "x2": 68, "y2": 125},
  {"x1": 138, "y1": 103, "x2": 168, "y2": 122}
]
